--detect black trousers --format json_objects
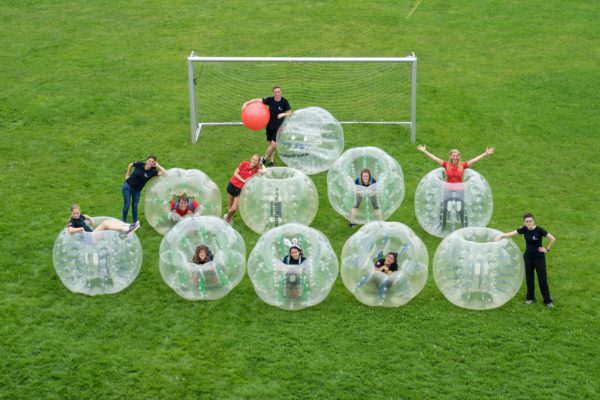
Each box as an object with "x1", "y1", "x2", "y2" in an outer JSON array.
[{"x1": 524, "y1": 256, "x2": 552, "y2": 304}]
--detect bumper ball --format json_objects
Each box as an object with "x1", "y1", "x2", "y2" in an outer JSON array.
[
  {"x1": 341, "y1": 221, "x2": 428, "y2": 307},
  {"x1": 159, "y1": 216, "x2": 246, "y2": 301},
  {"x1": 415, "y1": 168, "x2": 492, "y2": 238},
  {"x1": 277, "y1": 107, "x2": 344, "y2": 175},
  {"x1": 328, "y1": 147, "x2": 404, "y2": 224},
  {"x1": 52, "y1": 217, "x2": 142, "y2": 296},
  {"x1": 144, "y1": 168, "x2": 221, "y2": 235},
  {"x1": 433, "y1": 227, "x2": 524, "y2": 310},
  {"x1": 239, "y1": 167, "x2": 318, "y2": 234},
  {"x1": 248, "y1": 223, "x2": 338, "y2": 310}
]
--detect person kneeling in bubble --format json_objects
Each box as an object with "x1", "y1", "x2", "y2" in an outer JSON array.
[
  {"x1": 349, "y1": 168, "x2": 383, "y2": 228},
  {"x1": 188, "y1": 244, "x2": 221, "y2": 291},
  {"x1": 67, "y1": 204, "x2": 139, "y2": 238},
  {"x1": 279, "y1": 239, "x2": 307, "y2": 299},
  {"x1": 169, "y1": 194, "x2": 199, "y2": 222}
]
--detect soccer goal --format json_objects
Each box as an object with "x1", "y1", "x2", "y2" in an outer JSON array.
[{"x1": 187, "y1": 52, "x2": 417, "y2": 144}]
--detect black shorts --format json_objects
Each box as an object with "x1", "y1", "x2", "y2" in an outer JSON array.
[
  {"x1": 226, "y1": 182, "x2": 242, "y2": 197},
  {"x1": 266, "y1": 126, "x2": 278, "y2": 142}
]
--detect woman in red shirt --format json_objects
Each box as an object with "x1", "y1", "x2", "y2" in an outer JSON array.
[
  {"x1": 224, "y1": 154, "x2": 267, "y2": 225},
  {"x1": 418, "y1": 145, "x2": 494, "y2": 229}
]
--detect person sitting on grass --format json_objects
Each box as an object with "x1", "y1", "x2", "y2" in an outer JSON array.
[
  {"x1": 170, "y1": 194, "x2": 199, "y2": 222},
  {"x1": 67, "y1": 204, "x2": 139, "y2": 237}
]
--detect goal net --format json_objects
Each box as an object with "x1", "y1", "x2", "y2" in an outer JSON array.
[{"x1": 187, "y1": 53, "x2": 417, "y2": 144}]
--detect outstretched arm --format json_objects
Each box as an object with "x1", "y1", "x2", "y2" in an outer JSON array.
[
  {"x1": 242, "y1": 98, "x2": 263, "y2": 111},
  {"x1": 417, "y1": 145, "x2": 444, "y2": 165},
  {"x1": 467, "y1": 147, "x2": 494, "y2": 166},
  {"x1": 495, "y1": 230, "x2": 518, "y2": 241}
]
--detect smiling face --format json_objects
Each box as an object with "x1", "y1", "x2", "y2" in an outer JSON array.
[
  {"x1": 249, "y1": 154, "x2": 260, "y2": 168},
  {"x1": 273, "y1": 87, "x2": 282, "y2": 101},
  {"x1": 145, "y1": 157, "x2": 157, "y2": 169},
  {"x1": 384, "y1": 253, "x2": 396, "y2": 266},
  {"x1": 71, "y1": 207, "x2": 81, "y2": 219},
  {"x1": 450, "y1": 150, "x2": 461, "y2": 165},
  {"x1": 290, "y1": 247, "x2": 301, "y2": 260},
  {"x1": 361, "y1": 171, "x2": 371, "y2": 185},
  {"x1": 524, "y1": 216, "x2": 536, "y2": 230},
  {"x1": 178, "y1": 198, "x2": 188, "y2": 211}
]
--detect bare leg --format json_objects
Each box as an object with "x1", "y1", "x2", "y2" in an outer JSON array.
[
  {"x1": 349, "y1": 207, "x2": 358, "y2": 224},
  {"x1": 374, "y1": 209, "x2": 383, "y2": 220},
  {"x1": 94, "y1": 220, "x2": 128, "y2": 232},
  {"x1": 225, "y1": 195, "x2": 240, "y2": 223},
  {"x1": 265, "y1": 140, "x2": 277, "y2": 162}
]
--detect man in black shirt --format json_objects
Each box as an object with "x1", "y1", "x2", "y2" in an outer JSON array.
[
  {"x1": 242, "y1": 86, "x2": 292, "y2": 166},
  {"x1": 496, "y1": 213, "x2": 557, "y2": 307}
]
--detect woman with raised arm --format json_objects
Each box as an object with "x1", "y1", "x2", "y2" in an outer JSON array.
[
  {"x1": 417, "y1": 145, "x2": 494, "y2": 228},
  {"x1": 224, "y1": 154, "x2": 267, "y2": 226},
  {"x1": 122, "y1": 155, "x2": 167, "y2": 223},
  {"x1": 495, "y1": 213, "x2": 556, "y2": 308}
]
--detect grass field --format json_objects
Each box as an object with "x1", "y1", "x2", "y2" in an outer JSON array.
[{"x1": 1, "y1": 1, "x2": 599, "y2": 399}]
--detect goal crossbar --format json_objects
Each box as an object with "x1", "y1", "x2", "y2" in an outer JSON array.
[{"x1": 187, "y1": 52, "x2": 417, "y2": 143}]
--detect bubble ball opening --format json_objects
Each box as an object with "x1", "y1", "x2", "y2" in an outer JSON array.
[
  {"x1": 341, "y1": 221, "x2": 428, "y2": 307},
  {"x1": 328, "y1": 147, "x2": 404, "y2": 225},
  {"x1": 415, "y1": 168, "x2": 493, "y2": 238},
  {"x1": 277, "y1": 107, "x2": 344, "y2": 175},
  {"x1": 159, "y1": 216, "x2": 246, "y2": 301},
  {"x1": 248, "y1": 223, "x2": 338, "y2": 310},
  {"x1": 239, "y1": 167, "x2": 318, "y2": 234},
  {"x1": 433, "y1": 227, "x2": 524, "y2": 310},
  {"x1": 52, "y1": 217, "x2": 142, "y2": 296},
  {"x1": 242, "y1": 102, "x2": 270, "y2": 131},
  {"x1": 144, "y1": 168, "x2": 221, "y2": 235}
]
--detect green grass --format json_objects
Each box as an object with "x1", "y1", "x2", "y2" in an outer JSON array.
[{"x1": 1, "y1": 0, "x2": 599, "y2": 399}]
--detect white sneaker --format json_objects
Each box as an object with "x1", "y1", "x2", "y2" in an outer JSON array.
[{"x1": 525, "y1": 299, "x2": 534, "y2": 305}]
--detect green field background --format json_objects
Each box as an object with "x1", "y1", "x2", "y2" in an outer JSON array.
[{"x1": 1, "y1": 1, "x2": 599, "y2": 399}]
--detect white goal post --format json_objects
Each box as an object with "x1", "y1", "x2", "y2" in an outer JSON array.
[{"x1": 187, "y1": 52, "x2": 417, "y2": 144}]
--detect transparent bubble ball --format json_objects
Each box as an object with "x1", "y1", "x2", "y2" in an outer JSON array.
[
  {"x1": 247, "y1": 223, "x2": 339, "y2": 311},
  {"x1": 341, "y1": 221, "x2": 428, "y2": 307},
  {"x1": 159, "y1": 216, "x2": 246, "y2": 301},
  {"x1": 240, "y1": 167, "x2": 318, "y2": 234},
  {"x1": 144, "y1": 168, "x2": 221, "y2": 235},
  {"x1": 277, "y1": 107, "x2": 344, "y2": 175},
  {"x1": 52, "y1": 217, "x2": 142, "y2": 296},
  {"x1": 433, "y1": 227, "x2": 524, "y2": 310},
  {"x1": 328, "y1": 147, "x2": 404, "y2": 224},
  {"x1": 415, "y1": 168, "x2": 493, "y2": 238}
]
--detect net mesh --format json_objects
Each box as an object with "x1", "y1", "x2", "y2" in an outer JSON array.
[{"x1": 193, "y1": 61, "x2": 413, "y2": 124}]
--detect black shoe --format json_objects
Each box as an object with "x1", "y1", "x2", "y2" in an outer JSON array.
[
  {"x1": 348, "y1": 223, "x2": 356, "y2": 228},
  {"x1": 260, "y1": 156, "x2": 266, "y2": 165}
]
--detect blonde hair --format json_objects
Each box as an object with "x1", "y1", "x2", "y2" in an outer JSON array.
[
  {"x1": 70, "y1": 204, "x2": 81, "y2": 212},
  {"x1": 448, "y1": 149, "x2": 463, "y2": 171}
]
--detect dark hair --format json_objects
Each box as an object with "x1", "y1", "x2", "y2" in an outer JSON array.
[
  {"x1": 387, "y1": 252, "x2": 398, "y2": 263},
  {"x1": 360, "y1": 168, "x2": 372, "y2": 183},
  {"x1": 192, "y1": 245, "x2": 211, "y2": 264},
  {"x1": 147, "y1": 155, "x2": 157, "y2": 161},
  {"x1": 523, "y1": 213, "x2": 535, "y2": 220},
  {"x1": 289, "y1": 246, "x2": 303, "y2": 257},
  {"x1": 273, "y1": 85, "x2": 281, "y2": 91}
]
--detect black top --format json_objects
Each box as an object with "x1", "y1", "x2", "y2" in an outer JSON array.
[
  {"x1": 283, "y1": 255, "x2": 306, "y2": 265},
  {"x1": 262, "y1": 97, "x2": 291, "y2": 130},
  {"x1": 125, "y1": 161, "x2": 159, "y2": 191},
  {"x1": 68, "y1": 216, "x2": 92, "y2": 232},
  {"x1": 517, "y1": 225, "x2": 548, "y2": 258}
]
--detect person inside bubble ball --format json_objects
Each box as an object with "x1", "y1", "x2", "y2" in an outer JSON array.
[
  {"x1": 67, "y1": 204, "x2": 139, "y2": 237},
  {"x1": 242, "y1": 86, "x2": 293, "y2": 167},
  {"x1": 374, "y1": 252, "x2": 399, "y2": 276},
  {"x1": 190, "y1": 244, "x2": 219, "y2": 287},
  {"x1": 495, "y1": 213, "x2": 556, "y2": 308},
  {"x1": 349, "y1": 168, "x2": 383, "y2": 228},
  {"x1": 224, "y1": 154, "x2": 267, "y2": 226},
  {"x1": 169, "y1": 194, "x2": 199, "y2": 222},
  {"x1": 417, "y1": 145, "x2": 494, "y2": 229},
  {"x1": 282, "y1": 239, "x2": 307, "y2": 299},
  {"x1": 122, "y1": 155, "x2": 167, "y2": 223}
]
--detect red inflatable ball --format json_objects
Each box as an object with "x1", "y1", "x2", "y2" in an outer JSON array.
[{"x1": 241, "y1": 102, "x2": 270, "y2": 131}]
